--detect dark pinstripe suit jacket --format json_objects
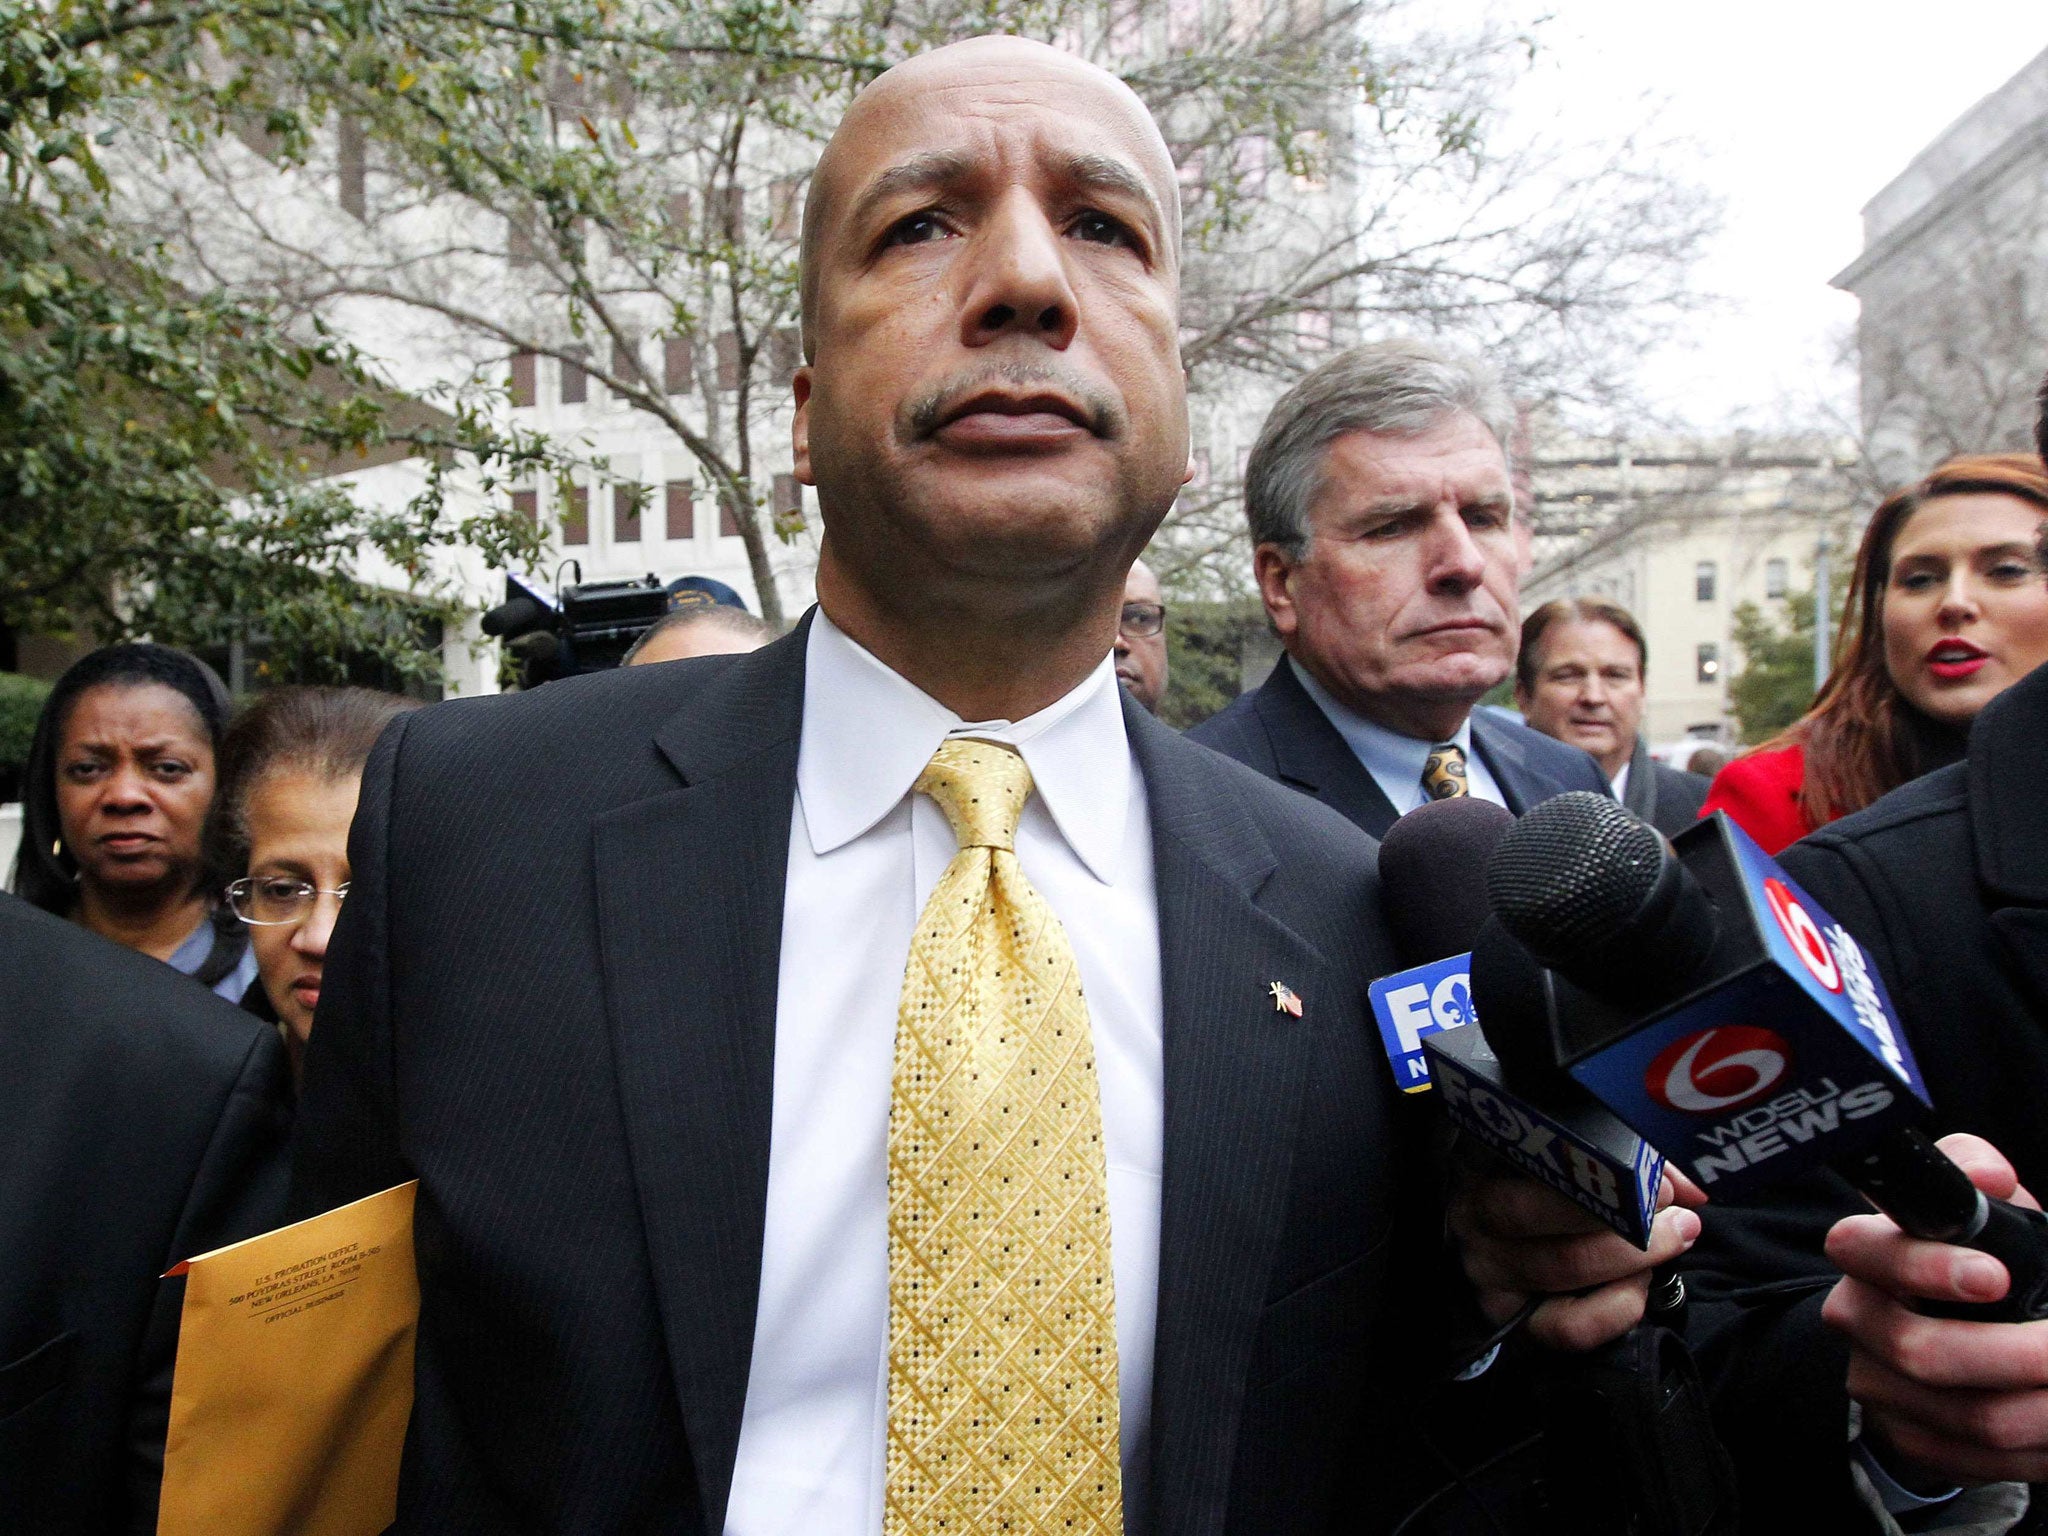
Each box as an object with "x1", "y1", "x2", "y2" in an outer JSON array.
[{"x1": 292, "y1": 613, "x2": 1459, "y2": 1535}]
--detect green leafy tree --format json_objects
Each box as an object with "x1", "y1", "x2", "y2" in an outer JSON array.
[
  {"x1": 0, "y1": 0, "x2": 564, "y2": 683},
  {"x1": 1157, "y1": 598, "x2": 1267, "y2": 729},
  {"x1": 1728, "y1": 590, "x2": 1819, "y2": 745},
  {"x1": 0, "y1": 670, "x2": 52, "y2": 798}
]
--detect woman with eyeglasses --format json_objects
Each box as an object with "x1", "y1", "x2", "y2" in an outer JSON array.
[{"x1": 209, "y1": 686, "x2": 420, "y2": 1080}]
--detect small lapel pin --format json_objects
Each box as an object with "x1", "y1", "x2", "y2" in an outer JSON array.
[{"x1": 1268, "y1": 982, "x2": 1303, "y2": 1017}]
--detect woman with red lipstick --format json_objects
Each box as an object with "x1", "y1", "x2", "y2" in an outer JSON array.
[
  {"x1": 209, "y1": 686, "x2": 419, "y2": 1082},
  {"x1": 1704, "y1": 453, "x2": 2048, "y2": 853},
  {"x1": 11, "y1": 644, "x2": 259, "y2": 999}
]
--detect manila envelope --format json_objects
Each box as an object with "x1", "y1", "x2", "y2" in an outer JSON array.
[{"x1": 157, "y1": 1181, "x2": 419, "y2": 1536}]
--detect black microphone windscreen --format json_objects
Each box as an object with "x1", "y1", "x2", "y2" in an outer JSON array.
[
  {"x1": 1377, "y1": 797, "x2": 1517, "y2": 966},
  {"x1": 1487, "y1": 792, "x2": 1664, "y2": 964}
]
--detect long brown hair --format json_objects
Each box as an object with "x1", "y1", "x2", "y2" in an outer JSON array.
[{"x1": 1773, "y1": 453, "x2": 2048, "y2": 827}]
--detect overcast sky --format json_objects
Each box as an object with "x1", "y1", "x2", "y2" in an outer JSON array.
[{"x1": 1513, "y1": 0, "x2": 2048, "y2": 433}]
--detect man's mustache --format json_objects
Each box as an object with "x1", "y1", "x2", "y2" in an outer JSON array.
[{"x1": 906, "y1": 361, "x2": 1125, "y2": 442}]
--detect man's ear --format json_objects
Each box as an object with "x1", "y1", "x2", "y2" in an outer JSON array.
[
  {"x1": 1252, "y1": 543, "x2": 1299, "y2": 641},
  {"x1": 792, "y1": 367, "x2": 815, "y2": 485}
]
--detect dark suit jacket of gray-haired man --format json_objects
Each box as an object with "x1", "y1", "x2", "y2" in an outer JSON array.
[{"x1": 1190, "y1": 340, "x2": 1608, "y2": 840}]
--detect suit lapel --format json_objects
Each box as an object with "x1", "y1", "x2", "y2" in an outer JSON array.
[
  {"x1": 592, "y1": 623, "x2": 808, "y2": 1534},
  {"x1": 1621, "y1": 735, "x2": 1658, "y2": 824},
  {"x1": 1254, "y1": 658, "x2": 1400, "y2": 839},
  {"x1": 1128, "y1": 704, "x2": 1328, "y2": 1536},
  {"x1": 1469, "y1": 710, "x2": 1539, "y2": 815}
]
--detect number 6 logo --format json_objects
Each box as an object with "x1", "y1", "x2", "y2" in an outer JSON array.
[{"x1": 1764, "y1": 877, "x2": 1841, "y2": 993}]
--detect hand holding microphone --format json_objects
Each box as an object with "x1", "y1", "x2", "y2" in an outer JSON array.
[
  {"x1": 1375, "y1": 799, "x2": 1701, "y2": 1353},
  {"x1": 1476, "y1": 791, "x2": 2048, "y2": 1324},
  {"x1": 1824, "y1": 1134, "x2": 2048, "y2": 1487},
  {"x1": 1451, "y1": 1158, "x2": 1703, "y2": 1351},
  {"x1": 1471, "y1": 791, "x2": 2048, "y2": 1492},
  {"x1": 1381, "y1": 799, "x2": 1738, "y2": 1536}
]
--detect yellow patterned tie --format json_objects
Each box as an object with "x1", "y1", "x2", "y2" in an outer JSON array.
[
  {"x1": 886, "y1": 739, "x2": 1123, "y2": 1536},
  {"x1": 1422, "y1": 740, "x2": 1470, "y2": 801}
]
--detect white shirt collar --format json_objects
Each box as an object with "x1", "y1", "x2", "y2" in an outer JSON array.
[{"x1": 797, "y1": 609, "x2": 1132, "y2": 883}]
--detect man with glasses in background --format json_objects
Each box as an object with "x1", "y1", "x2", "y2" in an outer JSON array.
[{"x1": 1113, "y1": 558, "x2": 1169, "y2": 714}]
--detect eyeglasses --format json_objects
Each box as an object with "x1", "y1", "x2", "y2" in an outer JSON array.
[
  {"x1": 1119, "y1": 602, "x2": 1166, "y2": 639},
  {"x1": 227, "y1": 876, "x2": 350, "y2": 926}
]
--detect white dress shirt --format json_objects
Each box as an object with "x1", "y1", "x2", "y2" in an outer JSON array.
[
  {"x1": 1609, "y1": 761, "x2": 1632, "y2": 802},
  {"x1": 725, "y1": 611, "x2": 1164, "y2": 1536},
  {"x1": 1288, "y1": 657, "x2": 1507, "y2": 814}
]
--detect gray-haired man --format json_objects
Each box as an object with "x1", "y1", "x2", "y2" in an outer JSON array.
[{"x1": 1191, "y1": 339, "x2": 1607, "y2": 839}]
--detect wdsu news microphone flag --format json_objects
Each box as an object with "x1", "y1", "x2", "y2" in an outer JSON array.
[
  {"x1": 1475, "y1": 794, "x2": 2048, "y2": 1324},
  {"x1": 1540, "y1": 816, "x2": 1932, "y2": 1198}
]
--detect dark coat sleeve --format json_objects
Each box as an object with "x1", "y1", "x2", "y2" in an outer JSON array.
[
  {"x1": 126, "y1": 1027, "x2": 294, "y2": 1532},
  {"x1": 291, "y1": 712, "x2": 414, "y2": 1219}
]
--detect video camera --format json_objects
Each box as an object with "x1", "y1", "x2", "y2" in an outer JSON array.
[{"x1": 481, "y1": 565, "x2": 671, "y2": 688}]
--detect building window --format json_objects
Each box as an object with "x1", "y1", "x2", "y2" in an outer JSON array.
[
  {"x1": 337, "y1": 115, "x2": 367, "y2": 220},
  {"x1": 1765, "y1": 557, "x2": 1788, "y2": 598},
  {"x1": 613, "y1": 485, "x2": 641, "y2": 543},
  {"x1": 1696, "y1": 643, "x2": 1720, "y2": 684},
  {"x1": 1695, "y1": 560, "x2": 1717, "y2": 603},
  {"x1": 666, "y1": 482, "x2": 694, "y2": 540},
  {"x1": 560, "y1": 348, "x2": 589, "y2": 406},
  {"x1": 666, "y1": 192, "x2": 692, "y2": 233},
  {"x1": 768, "y1": 327, "x2": 801, "y2": 383},
  {"x1": 770, "y1": 177, "x2": 803, "y2": 240},
  {"x1": 561, "y1": 486, "x2": 589, "y2": 545},
  {"x1": 712, "y1": 184, "x2": 744, "y2": 236},
  {"x1": 772, "y1": 474, "x2": 804, "y2": 534},
  {"x1": 611, "y1": 336, "x2": 640, "y2": 390},
  {"x1": 715, "y1": 331, "x2": 742, "y2": 391},
  {"x1": 664, "y1": 336, "x2": 692, "y2": 395},
  {"x1": 719, "y1": 492, "x2": 743, "y2": 539},
  {"x1": 509, "y1": 352, "x2": 536, "y2": 408},
  {"x1": 511, "y1": 489, "x2": 538, "y2": 526}
]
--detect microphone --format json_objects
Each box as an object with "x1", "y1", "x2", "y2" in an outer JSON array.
[
  {"x1": 1483, "y1": 792, "x2": 2048, "y2": 1322},
  {"x1": 1369, "y1": 801, "x2": 1510, "y2": 1094},
  {"x1": 1379, "y1": 797, "x2": 1516, "y2": 965},
  {"x1": 481, "y1": 593, "x2": 547, "y2": 638},
  {"x1": 1375, "y1": 799, "x2": 1666, "y2": 1247},
  {"x1": 1383, "y1": 800, "x2": 1736, "y2": 1536}
]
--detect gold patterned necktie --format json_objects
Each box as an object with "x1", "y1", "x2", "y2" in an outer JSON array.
[
  {"x1": 1422, "y1": 740, "x2": 1470, "y2": 802},
  {"x1": 886, "y1": 738, "x2": 1123, "y2": 1536}
]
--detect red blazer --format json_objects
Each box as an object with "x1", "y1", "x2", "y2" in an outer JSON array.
[{"x1": 1702, "y1": 743, "x2": 1812, "y2": 855}]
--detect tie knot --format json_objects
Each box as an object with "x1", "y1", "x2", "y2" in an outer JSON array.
[
  {"x1": 1422, "y1": 740, "x2": 1469, "y2": 801},
  {"x1": 916, "y1": 738, "x2": 1034, "y2": 851}
]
